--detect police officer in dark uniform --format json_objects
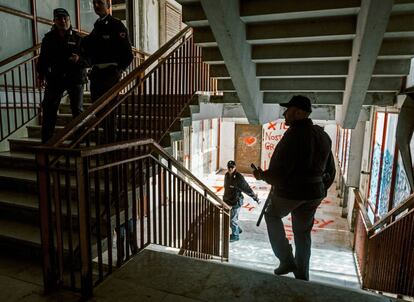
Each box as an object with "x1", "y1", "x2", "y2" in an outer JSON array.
[
  {"x1": 37, "y1": 8, "x2": 87, "y2": 143},
  {"x1": 82, "y1": 0, "x2": 133, "y2": 102},
  {"x1": 223, "y1": 160, "x2": 260, "y2": 242}
]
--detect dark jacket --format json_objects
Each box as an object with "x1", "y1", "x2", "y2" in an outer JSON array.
[
  {"x1": 82, "y1": 14, "x2": 133, "y2": 71},
  {"x1": 223, "y1": 171, "x2": 256, "y2": 206},
  {"x1": 263, "y1": 118, "x2": 336, "y2": 200},
  {"x1": 37, "y1": 26, "x2": 87, "y2": 85}
]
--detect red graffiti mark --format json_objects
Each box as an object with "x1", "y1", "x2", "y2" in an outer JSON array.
[
  {"x1": 267, "y1": 122, "x2": 276, "y2": 130},
  {"x1": 322, "y1": 199, "x2": 332, "y2": 204},
  {"x1": 283, "y1": 219, "x2": 334, "y2": 238},
  {"x1": 315, "y1": 219, "x2": 334, "y2": 229},
  {"x1": 264, "y1": 142, "x2": 275, "y2": 151},
  {"x1": 244, "y1": 136, "x2": 257, "y2": 146},
  {"x1": 264, "y1": 132, "x2": 283, "y2": 141},
  {"x1": 212, "y1": 186, "x2": 223, "y2": 193},
  {"x1": 242, "y1": 203, "x2": 255, "y2": 212}
]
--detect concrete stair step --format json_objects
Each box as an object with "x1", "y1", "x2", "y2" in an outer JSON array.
[
  {"x1": 94, "y1": 248, "x2": 390, "y2": 302},
  {"x1": 56, "y1": 113, "x2": 187, "y2": 127},
  {"x1": 59, "y1": 103, "x2": 185, "y2": 115},
  {"x1": 0, "y1": 151, "x2": 36, "y2": 169},
  {"x1": 8, "y1": 137, "x2": 42, "y2": 152},
  {"x1": 0, "y1": 168, "x2": 38, "y2": 192},
  {"x1": 0, "y1": 189, "x2": 39, "y2": 224},
  {"x1": 26, "y1": 125, "x2": 171, "y2": 141},
  {"x1": 0, "y1": 218, "x2": 41, "y2": 251}
]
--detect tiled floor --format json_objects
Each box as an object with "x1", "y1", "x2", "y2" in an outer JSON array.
[{"x1": 201, "y1": 171, "x2": 360, "y2": 289}]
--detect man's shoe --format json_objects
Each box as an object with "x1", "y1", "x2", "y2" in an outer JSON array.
[
  {"x1": 238, "y1": 227, "x2": 243, "y2": 234},
  {"x1": 274, "y1": 261, "x2": 296, "y2": 276},
  {"x1": 230, "y1": 235, "x2": 239, "y2": 242}
]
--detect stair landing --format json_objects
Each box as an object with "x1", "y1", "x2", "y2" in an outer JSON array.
[{"x1": 91, "y1": 246, "x2": 398, "y2": 302}]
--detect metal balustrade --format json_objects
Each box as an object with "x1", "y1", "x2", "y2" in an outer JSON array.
[
  {"x1": 35, "y1": 27, "x2": 226, "y2": 297},
  {"x1": 354, "y1": 189, "x2": 414, "y2": 298}
]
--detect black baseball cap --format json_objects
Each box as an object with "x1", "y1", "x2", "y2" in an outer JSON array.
[
  {"x1": 280, "y1": 95, "x2": 312, "y2": 113},
  {"x1": 53, "y1": 8, "x2": 70, "y2": 18},
  {"x1": 227, "y1": 160, "x2": 236, "y2": 168}
]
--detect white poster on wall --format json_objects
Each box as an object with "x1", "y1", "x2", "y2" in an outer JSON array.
[{"x1": 261, "y1": 119, "x2": 288, "y2": 170}]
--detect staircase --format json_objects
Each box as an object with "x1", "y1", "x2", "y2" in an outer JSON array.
[
  {"x1": 0, "y1": 27, "x2": 230, "y2": 298},
  {"x1": 0, "y1": 89, "x2": 195, "y2": 255},
  {"x1": 176, "y1": 0, "x2": 414, "y2": 127}
]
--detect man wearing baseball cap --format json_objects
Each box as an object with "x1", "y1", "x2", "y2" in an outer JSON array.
[
  {"x1": 223, "y1": 160, "x2": 259, "y2": 242},
  {"x1": 37, "y1": 8, "x2": 87, "y2": 143},
  {"x1": 253, "y1": 95, "x2": 336, "y2": 280}
]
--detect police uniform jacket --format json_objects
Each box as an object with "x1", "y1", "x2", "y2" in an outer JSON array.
[
  {"x1": 263, "y1": 118, "x2": 336, "y2": 200},
  {"x1": 83, "y1": 14, "x2": 133, "y2": 72},
  {"x1": 37, "y1": 26, "x2": 87, "y2": 85},
  {"x1": 223, "y1": 171, "x2": 256, "y2": 207}
]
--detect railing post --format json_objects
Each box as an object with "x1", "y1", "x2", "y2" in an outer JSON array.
[
  {"x1": 36, "y1": 151, "x2": 58, "y2": 292},
  {"x1": 76, "y1": 156, "x2": 93, "y2": 298}
]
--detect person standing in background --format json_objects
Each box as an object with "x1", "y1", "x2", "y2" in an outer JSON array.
[
  {"x1": 37, "y1": 8, "x2": 87, "y2": 143},
  {"x1": 224, "y1": 160, "x2": 260, "y2": 242}
]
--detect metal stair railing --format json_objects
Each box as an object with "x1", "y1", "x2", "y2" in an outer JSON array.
[
  {"x1": 44, "y1": 26, "x2": 213, "y2": 148},
  {"x1": 0, "y1": 45, "x2": 42, "y2": 142},
  {"x1": 353, "y1": 189, "x2": 414, "y2": 298},
  {"x1": 37, "y1": 138, "x2": 230, "y2": 297},
  {"x1": 35, "y1": 26, "x2": 225, "y2": 298},
  {"x1": 0, "y1": 44, "x2": 147, "y2": 144}
]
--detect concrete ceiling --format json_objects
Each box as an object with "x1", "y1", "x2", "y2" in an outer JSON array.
[{"x1": 176, "y1": 0, "x2": 414, "y2": 127}]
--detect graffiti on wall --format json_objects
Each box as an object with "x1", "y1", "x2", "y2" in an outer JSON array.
[
  {"x1": 261, "y1": 120, "x2": 288, "y2": 170},
  {"x1": 393, "y1": 156, "x2": 411, "y2": 207}
]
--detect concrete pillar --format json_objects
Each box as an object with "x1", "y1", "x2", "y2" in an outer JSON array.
[
  {"x1": 341, "y1": 121, "x2": 366, "y2": 217},
  {"x1": 396, "y1": 94, "x2": 414, "y2": 192},
  {"x1": 200, "y1": 0, "x2": 263, "y2": 124}
]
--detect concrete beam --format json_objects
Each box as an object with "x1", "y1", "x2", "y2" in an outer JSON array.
[
  {"x1": 378, "y1": 38, "x2": 414, "y2": 59},
  {"x1": 264, "y1": 92, "x2": 343, "y2": 104},
  {"x1": 260, "y1": 78, "x2": 345, "y2": 91},
  {"x1": 275, "y1": 105, "x2": 336, "y2": 120},
  {"x1": 200, "y1": 0, "x2": 262, "y2": 124},
  {"x1": 386, "y1": 13, "x2": 414, "y2": 38},
  {"x1": 181, "y1": 2, "x2": 207, "y2": 27},
  {"x1": 257, "y1": 61, "x2": 349, "y2": 78},
  {"x1": 210, "y1": 64, "x2": 229, "y2": 78},
  {"x1": 251, "y1": 38, "x2": 414, "y2": 63},
  {"x1": 252, "y1": 41, "x2": 352, "y2": 62},
  {"x1": 201, "y1": 47, "x2": 223, "y2": 64},
  {"x1": 211, "y1": 60, "x2": 410, "y2": 79},
  {"x1": 246, "y1": 16, "x2": 356, "y2": 44},
  {"x1": 219, "y1": 77, "x2": 401, "y2": 93},
  {"x1": 263, "y1": 92, "x2": 396, "y2": 105},
  {"x1": 240, "y1": 0, "x2": 360, "y2": 23},
  {"x1": 341, "y1": 0, "x2": 393, "y2": 128},
  {"x1": 193, "y1": 27, "x2": 216, "y2": 47}
]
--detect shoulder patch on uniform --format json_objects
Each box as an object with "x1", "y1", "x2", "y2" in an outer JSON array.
[{"x1": 120, "y1": 32, "x2": 126, "y2": 38}]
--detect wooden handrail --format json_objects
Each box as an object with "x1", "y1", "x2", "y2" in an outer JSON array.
[
  {"x1": 354, "y1": 188, "x2": 414, "y2": 235},
  {"x1": 46, "y1": 26, "x2": 192, "y2": 147},
  {"x1": 369, "y1": 192, "x2": 414, "y2": 234},
  {"x1": 0, "y1": 44, "x2": 41, "y2": 69},
  {"x1": 37, "y1": 137, "x2": 230, "y2": 210}
]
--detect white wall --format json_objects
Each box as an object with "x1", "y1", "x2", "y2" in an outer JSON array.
[
  {"x1": 135, "y1": 0, "x2": 159, "y2": 53},
  {"x1": 324, "y1": 123, "x2": 338, "y2": 153}
]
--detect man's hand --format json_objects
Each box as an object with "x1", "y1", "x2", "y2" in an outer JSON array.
[
  {"x1": 253, "y1": 168, "x2": 264, "y2": 180},
  {"x1": 68, "y1": 53, "x2": 80, "y2": 63}
]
